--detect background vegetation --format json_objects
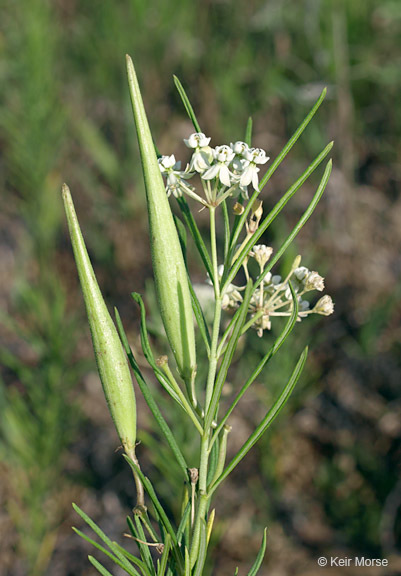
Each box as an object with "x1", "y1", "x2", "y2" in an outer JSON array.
[{"x1": 0, "y1": 0, "x2": 400, "y2": 574}]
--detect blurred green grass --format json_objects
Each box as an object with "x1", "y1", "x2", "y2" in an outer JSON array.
[{"x1": 0, "y1": 0, "x2": 400, "y2": 574}]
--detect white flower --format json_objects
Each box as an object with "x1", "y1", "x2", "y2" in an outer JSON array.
[
  {"x1": 313, "y1": 295, "x2": 334, "y2": 316},
  {"x1": 158, "y1": 154, "x2": 193, "y2": 197},
  {"x1": 239, "y1": 163, "x2": 260, "y2": 190},
  {"x1": 158, "y1": 154, "x2": 179, "y2": 172},
  {"x1": 243, "y1": 147, "x2": 270, "y2": 165},
  {"x1": 230, "y1": 141, "x2": 250, "y2": 156},
  {"x1": 201, "y1": 145, "x2": 235, "y2": 187},
  {"x1": 214, "y1": 145, "x2": 235, "y2": 164},
  {"x1": 240, "y1": 147, "x2": 270, "y2": 191},
  {"x1": 251, "y1": 244, "x2": 273, "y2": 269},
  {"x1": 184, "y1": 133, "x2": 211, "y2": 148},
  {"x1": 183, "y1": 133, "x2": 214, "y2": 173}
]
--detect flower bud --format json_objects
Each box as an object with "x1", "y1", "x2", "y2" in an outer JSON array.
[
  {"x1": 62, "y1": 184, "x2": 137, "y2": 456},
  {"x1": 126, "y1": 55, "x2": 196, "y2": 382}
]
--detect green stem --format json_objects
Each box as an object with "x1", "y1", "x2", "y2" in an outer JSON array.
[
  {"x1": 189, "y1": 493, "x2": 208, "y2": 567},
  {"x1": 190, "y1": 209, "x2": 224, "y2": 566},
  {"x1": 209, "y1": 207, "x2": 220, "y2": 297}
]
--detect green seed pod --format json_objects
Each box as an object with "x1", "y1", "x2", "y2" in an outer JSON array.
[
  {"x1": 62, "y1": 184, "x2": 136, "y2": 457},
  {"x1": 126, "y1": 55, "x2": 196, "y2": 383}
]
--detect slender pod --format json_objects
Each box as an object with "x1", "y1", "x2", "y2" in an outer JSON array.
[
  {"x1": 126, "y1": 55, "x2": 196, "y2": 386},
  {"x1": 62, "y1": 184, "x2": 137, "y2": 457}
]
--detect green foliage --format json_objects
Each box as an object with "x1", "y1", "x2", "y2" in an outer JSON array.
[
  {"x1": 1, "y1": 1, "x2": 400, "y2": 573},
  {"x1": 67, "y1": 57, "x2": 331, "y2": 576}
]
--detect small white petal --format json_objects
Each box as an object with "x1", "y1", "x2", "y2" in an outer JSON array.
[
  {"x1": 201, "y1": 164, "x2": 220, "y2": 181},
  {"x1": 219, "y1": 164, "x2": 232, "y2": 187},
  {"x1": 251, "y1": 167, "x2": 260, "y2": 190},
  {"x1": 240, "y1": 165, "x2": 253, "y2": 187}
]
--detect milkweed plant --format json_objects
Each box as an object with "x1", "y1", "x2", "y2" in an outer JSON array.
[{"x1": 62, "y1": 55, "x2": 334, "y2": 576}]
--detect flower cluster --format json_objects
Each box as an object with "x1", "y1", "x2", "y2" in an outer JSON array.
[
  {"x1": 158, "y1": 133, "x2": 270, "y2": 206},
  {"x1": 222, "y1": 250, "x2": 334, "y2": 337}
]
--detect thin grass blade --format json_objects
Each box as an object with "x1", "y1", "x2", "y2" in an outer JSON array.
[
  {"x1": 176, "y1": 196, "x2": 213, "y2": 279},
  {"x1": 73, "y1": 504, "x2": 136, "y2": 574},
  {"x1": 89, "y1": 556, "x2": 114, "y2": 576},
  {"x1": 173, "y1": 76, "x2": 202, "y2": 132},
  {"x1": 157, "y1": 534, "x2": 171, "y2": 576},
  {"x1": 259, "y1": 87, "x2": 327, "y2": 190},
  {"x1": 245, "y1": 117, "x2": 253, "y2": 146},
  {"x1": 73, "y1": 528, "x2": 141, "y2": 576},
  {"x1": 247, "y1": 528, "x2": 268, "y2": 576},
  {"x1": 114, "y1": 543, "x2": 151, "y2": 576}
]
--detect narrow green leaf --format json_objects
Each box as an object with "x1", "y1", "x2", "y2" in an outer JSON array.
[
  {"x1": 205, "y1": 281, "x2": 253, "y2": 430},
  {"x1": 173, "y1": 76, "x2": 202, "y2": 132},
  {"x1": 224, "y1": 145, "x2": 333, "y2": 292},
  {"x1": 245, "y1": 116, "x2": 253, "y2": 146},
  {"x1": 130, "y1": 293, "x2": 185, "y2": 408},
  {"x1": 134, "y1": 516, "x2": 156, "y2": 575},
  {"x1": 209, "y1": 346, "x2": 308, "y2": 496},
  {"x1": 176, "y1": 196, "x2": 213, "y2": 279},
  {"x1": 184, "y1": 547, "x2": 191, "y2": 576},
  {"x1": 234, "y1": 568, "x2": 239, "y2": 576},
  {"x1": 174, "y1": 209, "x2": 212, "y2": 354},
  {"x1": 114, "y1": 542, "x2": 151, "y2": 576},
  {"x1": 227, "y1": 86, "x2": 329, "y2": 263},
  {"x1": 254, "y1": 159, "x2": 332, "y2": 292},
  {"x1": 188, "y1": 280, "x2": 211, "y2": 355},
  {"x1": 114, "y1": 309, "x2": 188, "y2": 476},
  {"x1": 247, "y1": 528, "x2": 268, "y2": 576},
  {"x1": 73, "y1": 503, "x2": 136, "y2": 574},
  {"x1": 157, "y1": 534, "x2": 171, "y2": 576},
  {"x1": 216, "y1": 303, "x2": 243, "y2": 359},
  {"x1": 130, "y1": 293, "x2": 157, "y2": 366},
  {"x1": 259, "y1": 87, "x2": 327, "y2": 190},
  {"x1": 176, "y1": 501, "x2": 191, "y2": 546},
  {"x1": 211, "y1": 282, "x2": 299, "y2": 445},
  {"x1": 88, "y1": 556, "x2": 114, "y2": 576},
  {"x1": 124, "y1": 457, "x2": 183, "y2": 573},
  {"x1": 193, "y1": 520, "x2": 207, "y2": 576},
  {"x1": 73, "y1": 528, "x2": 141, "y2": 576},
  {"x1": 173, "y1": 213, "x2": 188, "y2": 262},
  {"x1": 222, "y1": 200, "x2": 230, "y2": 262}
]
